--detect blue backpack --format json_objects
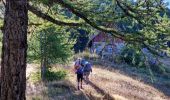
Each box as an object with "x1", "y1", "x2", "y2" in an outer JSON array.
[{"x1": 84, "y1": 62, "x2": 92, "y2": 72}]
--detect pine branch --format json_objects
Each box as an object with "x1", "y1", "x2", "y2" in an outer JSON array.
[{"x1": 28, "y1": 4, "x2": 83, "y2": 27}]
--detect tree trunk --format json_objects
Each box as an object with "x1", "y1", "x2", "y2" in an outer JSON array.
[
  {"x1": 40, "y1": 32, "x2": 48, "y2": 81},
  {"x1": 0, "y1": 0, "x2": 28, "y2": 100},
  {"x1": 41, "y1": 58, "x2": 47, "y2": 81}
]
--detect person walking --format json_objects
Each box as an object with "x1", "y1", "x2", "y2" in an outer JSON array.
[
  {"x1": 74, "y1": 58, "x2": 84, "y2": 90},
  {"x1": 83, "y1": 61, "x2": 92, "y2": 84}
]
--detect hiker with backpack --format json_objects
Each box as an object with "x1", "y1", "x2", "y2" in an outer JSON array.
[
  {"x1": 82, "y1": 61, "x2": 92, "y2": 84},
  {"x1": 74, "y1": 58, "x2": 84, "y2": 90}
]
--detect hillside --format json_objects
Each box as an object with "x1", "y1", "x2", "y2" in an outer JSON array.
[
  {"x1": 26, "y1": 61, "x2": 170, "y2": 100},
  {"x1": 68, "y1": 66, "x2": 169, "y2": 100}
]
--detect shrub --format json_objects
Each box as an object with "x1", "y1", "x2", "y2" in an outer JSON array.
[
  {"x1": 29, "y1": 69, "x2": 67, "y2": 82},
  {"x1": 138, "y1": 61, "x2": 146, "y2": 68},
  {"x1": 121, "y1": 48, "x2": 134, "y2": 65},
  {"x1": 119, "y1": 46, "x2": 147, "y2": 68},
  {"x1": 29, "y1": 72, "x2": 41, "y2": 83},
  {"x1": 45, "y1": 70, "x2": 67, "y2": 81},
  {"x1": 133, "y1": 53, "x2": 142, "y2": 66},
  {"x1": 114, "y1": 55, "x2": 124, "y2": 64}
]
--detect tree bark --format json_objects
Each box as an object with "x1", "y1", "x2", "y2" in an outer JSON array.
[
  {"x1": 41, "y1": 58, "x2": 47, "y2": 81},
  {"x1": 0, "y1": 0, "x2": 28, "y2": 100},
  {"x1": 40, "y1": 32, "x2": 47, "y2": 81}
]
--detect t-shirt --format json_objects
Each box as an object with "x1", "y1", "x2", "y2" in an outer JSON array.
[{"x1": 76, "y1": 67, "x2": 84, "y2": 74}]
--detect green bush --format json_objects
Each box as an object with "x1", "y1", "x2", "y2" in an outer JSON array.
[
  {"x1": 45, "y1": 70, "x2": 67, "y2": 81},
  {"x1": 119, "y1": 46, "x2": 166, "y2": 74},
  {"x1": 117, "y1": 46, "x2": 148, "y2": 68},
  {"x1": 29, "y1": 69, "x2": 67, "y2": 82},
  {"x1": 138, "y1": 61, "x2": 146, "y2": 68},
  {"x1": 114, "y1": 55, "x2": 123, "y2": 64},
  {"x1": 133, "y1": 53, "x2": 142, "y2": 66},
  {"x1": 121, "y1": 48, "x2": 134, "y2": 65}
]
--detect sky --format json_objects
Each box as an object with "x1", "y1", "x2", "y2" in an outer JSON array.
[{"x1": 165, "y1": 0, "x2": 170, "y2": 8}]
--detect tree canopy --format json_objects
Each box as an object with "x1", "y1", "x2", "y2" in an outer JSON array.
[
  {"x1": 0, "y1": 0, "x2": 169, "y2": 54},
  {"x1": 26, "y1": 0, "x2": 170, "y2": 54}
]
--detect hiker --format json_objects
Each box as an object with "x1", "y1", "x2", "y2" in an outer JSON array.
[
  {"x1": 82, "y1": 61, "x2": 92, "y2": 84},
  {"x1": 74, "y1": 58, "x2": 84, "y2": 90}
]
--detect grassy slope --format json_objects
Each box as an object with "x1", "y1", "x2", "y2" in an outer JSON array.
[
  {"x1": 26, "y1": 63, "x2": 170, "y2": 100},
  {"x1": 69, "y1": 66, "x2": 169, "y2": 100}
]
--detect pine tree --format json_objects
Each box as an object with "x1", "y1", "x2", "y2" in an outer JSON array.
[{"x1": 0, "y1": 0, "x2": 28, "y2": 100}]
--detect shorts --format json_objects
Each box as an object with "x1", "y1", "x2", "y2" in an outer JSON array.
[{"x1": 77, "y1": 73, "x2": 83, "y2": 82}]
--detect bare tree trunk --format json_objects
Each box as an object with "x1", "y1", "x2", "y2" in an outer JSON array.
[
  {"x1": 0, "y1": 0, "x2": 28, "y2": 100},
  {"x1": 40, "y1": 32, "x2": 47, "y2": 81},
  {"x1": 41, "y1": 58, "x2": 47, "y2": 81}
]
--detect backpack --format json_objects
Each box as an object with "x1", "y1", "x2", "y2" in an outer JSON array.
[
  {"x1": 84, "y1": 62, "x2": 92, "y2": 72},
  {"x1": 81, "y1": 59, "x2": 86, "y2": 66}
]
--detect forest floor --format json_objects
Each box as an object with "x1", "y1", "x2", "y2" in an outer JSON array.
[{"x1": 26, "y1": 58, "x2": 170, "y2": 100}]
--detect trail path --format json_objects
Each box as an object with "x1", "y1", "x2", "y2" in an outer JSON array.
[{"x1": 68, "y1": 66, "x2": 169, "y2": 100}]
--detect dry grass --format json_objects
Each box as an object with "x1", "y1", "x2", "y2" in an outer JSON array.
[
  {"x1": 26, "y1": 63, "x2": 170, "y2": 100},
  {"x1": 26, "y1": 64, "x2": 89, "y2": 100},
  {"x1": 26, "y1": 80, "x2": 89, "y2": 100},
  {"x1": 68, "y1": 65, "x2": 169, "y2": 100},
  {"x1": 93, "y1": 67, "x2": 168, "y2": 100}
]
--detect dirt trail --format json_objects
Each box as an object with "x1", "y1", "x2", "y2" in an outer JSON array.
[{"x1": 69, "y1": 66, "x2": 169, "y2": 100}]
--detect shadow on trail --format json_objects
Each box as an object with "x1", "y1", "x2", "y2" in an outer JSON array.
[
  {"x1": 26, "y1": 80, "x2": 90, "y2": 100},
  {"x1": 86, "y1": 80, "x2": 115, "y2": 100},
  {"x1": 90, "y1": 59, "x2": 170, "y2": 98},
  {"x1": 46, "y1": 80, "x2": 89, "y2": 100}
]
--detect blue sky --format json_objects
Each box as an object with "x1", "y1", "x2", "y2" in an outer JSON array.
[{"x1": 165, "y1": 0, "x2": 170, "y2": 8}]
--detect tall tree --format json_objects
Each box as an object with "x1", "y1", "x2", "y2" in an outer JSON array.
[{"x1": 0, "y1": 0, "x2": 28, "y2": 100}]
